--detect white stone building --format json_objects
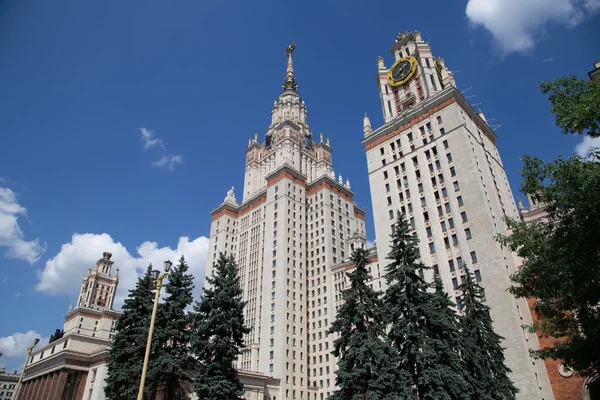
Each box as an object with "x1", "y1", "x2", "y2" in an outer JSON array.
[
  {"x1": 206, "y1": 43, "x2": 368, "y2": 400},
  {"x1": 18, "y1": 252, "x2": 120, "y2": 400},
  {"x1": 362, "y1": 31, "x2": 554, "y2": 400}
]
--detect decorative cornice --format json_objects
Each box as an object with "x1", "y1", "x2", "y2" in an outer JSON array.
[{"x1": 362, "y1": 87, "x2": 498, "y2": 150}]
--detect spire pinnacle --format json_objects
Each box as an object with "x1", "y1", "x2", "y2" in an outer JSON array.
[{"x1": 282, "y1": 42, "x2": 298, "y2": 91}]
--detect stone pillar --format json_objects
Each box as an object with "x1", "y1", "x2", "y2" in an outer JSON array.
[
  {"x1": 53, "y1": 371, "x2": 69, "y2": 400},
  {"x1": 39, "y1": 374, "x2": 50, "y2": 399},
  {"x1": 18, "y1": 380, "x2": 31, "y2": 400},
  {"x1": 75, "y1": 371, "x2": 88, "y2": 400},
  {"x1": 30, "y1": 377, "x2": 41, "y2": 400},
  {"x1": 47, "y1": 371, "x2": 58, "y2": 400}
]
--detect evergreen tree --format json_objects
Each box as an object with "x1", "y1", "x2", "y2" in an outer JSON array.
[
  {"x1": 383, "y1": 212, "x2": 471, "y2": 400},
  {"x1": 327, "y1": 248, "x2": 408, "y2": 400},
  {"x1": 151, "y1": 256, "x2": 196, "y2": 399},
  {"x1": 105, "y1": 266, "x2": 156, "y2": 400},
  {"x1": 459, "y1": 266, "x2": 517, "y2": 400},
  {"x1": 191, "y1": 253, "x2": 249, "y2": 400}
]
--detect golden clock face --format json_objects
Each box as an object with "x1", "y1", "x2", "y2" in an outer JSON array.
[{"x1": 387, "y1": 56, "x2": 417, "y2": 86}]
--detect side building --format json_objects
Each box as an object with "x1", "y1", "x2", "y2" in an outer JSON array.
[
  {"x1": 0, "y1": 369, "x2": 18, "y2": 400},
  {"x1": 206, "y1": 43, "x2": 369, "y2": 400},
  {"x1": 362, "y1": 31, "x2": 554, "y2": 400},
  {"x1": 18, "y1": 252, "x2": 120, "y2": 400}
]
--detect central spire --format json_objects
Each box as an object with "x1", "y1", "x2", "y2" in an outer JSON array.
[{"x1": 282, "y1": 42, "x2": 298, "y2": 91}]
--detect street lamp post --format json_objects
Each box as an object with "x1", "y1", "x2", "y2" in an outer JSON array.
[
  {"x1": 136, "y1": 260, "x2": 173, "y2": 400},
  {"x1": 13, "y1": 338, "x2": 40, "y2": 400}
]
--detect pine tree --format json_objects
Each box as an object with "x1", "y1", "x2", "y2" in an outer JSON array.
[
  {"x1": 383, "y1": 212, "x2": 471, "y2": 400},
  {"x1": 151, "y1": 256, "x2": 196, "y2": 399},
  {"x1": 105, "y1": 266, "x2": 156, "y2": 400},
  {"x1": 459, "y1": 266, "x2": 517, "y2": 400},
  {"x1": 327, "y1": 248, "x2": 408, "y2": 400},
  {"x1": 191, "y1": 253, "x2": 249, "y2": 400}
]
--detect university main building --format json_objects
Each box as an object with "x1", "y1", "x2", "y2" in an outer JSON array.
[{"x1": 206, "y1": 32, "x2": 554, "y2": 400}]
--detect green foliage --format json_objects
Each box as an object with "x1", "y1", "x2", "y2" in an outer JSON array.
[
  {"x1": 497, "y1": 153, "x2": 600, "y2": 377},
  {"x1": 383, "y1": 212, "x2": 471, "y2": 400},
  {"x1": 459, "y1": 266, "x2": 517, "y2": 400},
  {"x1": 105, "y1": 266, "x2": 156, "y2": 400},
  {"x1": 191, "y1": 253, "x2": 249, "y2": 400},
  {"x1": 540, "y1": 75, "x2": 600, "y2": 137},
  {"x1": 327, "y1": 248, "x2": 408, "y2": 400},
  {"x1": 151, "y1": 256, "x2": 196, "y2": 399}
]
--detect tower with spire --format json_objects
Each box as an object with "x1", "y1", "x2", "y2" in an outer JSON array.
[
  {"x1": 64, "y1": 252, "x2": 120, "y2": 340},
  {"x1": 206, "y1": 43, "x2": 368, "y2": 400}
]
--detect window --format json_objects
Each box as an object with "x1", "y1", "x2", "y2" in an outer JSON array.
[
  {"x1": 452, "y1": 234, "x2": 458, "y2": 246},
  {"x1": 387, "y1": 196, "x2": 392, "y2": 206},
  {"x1": 453, "y1": 181, "x2": 460, "y2": 191},
  {"x1": 443, "y1": 140, "x2": 448, "y2": 149},
  {"x1": 441, "y1": 221, "x2": 447, "y2": 231},
  {"x1": 433, "y1": 264, "x2": 439, "y2": 275},
  {"x1": 465, "y1": 228, "x2": 472, "y2": 239},
  {"x1": 474, "y1": 269, "x2": 482, "y2": 282},
  {"x1": 452, "y1": 277, "x2": 459, "y2": 289},
  {"x1": 437, "y1": 116, "x2": 442, "y2": 123},
  {"x1": 450, "y1": 166, "x2": 456, "y2": 177},
  {"x1": 470, "y1": 251, "x2": 478, "y2": 263},
  {"x1": 440, "y1": 127, "x2": 446, "y2": 135},
  {"x1": 457, "y1": 196, "x2": 464, "y2": 206},
  {"x1": 426, "y1": 227, "x2": 432, "y2": 237},
  {"x1": 429, "y1": 242, "x2": 436, "y2": 254},
  {"x1": 449, "y1": 259, "x2": 455, "y2": 271},
  {"x1": 446, "y1": 153, "x2": 453, "y2": 162},
  {"x1": 383, "y1": 171, "x2": 388, "y2": 179},
  {"x1": 385, "y1": 183, "x2": 390, "y2": 192},
  {"x1": 457, "y1": 257, "x2": 464, "y2": 268},
  {"x1": 389, "y1": 210, "x2": 394, "y2": 219},
  {"x1": 461, "y1": 211, "x2": 468, "y2": 223}
]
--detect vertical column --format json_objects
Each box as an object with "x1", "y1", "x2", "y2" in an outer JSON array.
[
  {"x1": 18, "y1": 380, "x2": 31, "y2": 400},
  {"x1": 30, "y1": 377, "x2": 41, "y2": 400},
  {"x1": 74, "y1": 371, "x2": 88, "y2": 400},
  {"x1": 52, "y1": 371, "x2": 69, "y2": 400}
]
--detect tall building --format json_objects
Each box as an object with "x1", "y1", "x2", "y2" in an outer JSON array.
[
  {"x1": 362, "y1": 30, "x2": 554, "y2": 400},
  {"x1": 206, "y1": 43, "x2": 369, "y2": 400},
  {"x1": 18, "y1": 252, "x2": 120, "y2": 400}
]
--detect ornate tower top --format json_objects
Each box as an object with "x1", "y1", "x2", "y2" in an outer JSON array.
[{"x1": 282, "y1": 42, "x2": 298, "y2": 91}]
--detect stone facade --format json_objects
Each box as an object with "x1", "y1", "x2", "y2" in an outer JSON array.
[
  {"x1": 18, "y1": 252, "x2": 120, "y2": 400},
  {"x1": 206, "y1": 44, "x2": 368, "y2": 400},
  {"x1": 0, "y1": 369, "x2": 18, "y2": 400},
  {"x1": 362, "y1": 31, "x2": 554, "y2": 400}
]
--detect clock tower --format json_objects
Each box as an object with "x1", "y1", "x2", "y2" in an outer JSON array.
[
  {"x1": 363, "y1": 31, "x2": 554, "y2": 400},
  {"x1": 377, "y1": 31, "x2": 456, "y2": 123}
]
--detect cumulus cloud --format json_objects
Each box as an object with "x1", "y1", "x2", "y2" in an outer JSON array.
[
  {"x1": 0, "y1": 331, "x2": 48, "y2": 371},
  {"x1": 36, "y1": 233, "x2": 209, "y2": 308},
  {"x1": 140, "y1": 127, "x2": 165, "y2": 150},
  {"x1": 0, "y1": 185, "x2": 45, "y2": 264},
  {"x1": 575, "y1": 136, "x2": 600, "y2": 158},
  {"x1": 153, "y1": 154, "x2": 183, "y2": 171},
  {"x1": 465, "y1": 0, "x2": 600, "y2": 54}
]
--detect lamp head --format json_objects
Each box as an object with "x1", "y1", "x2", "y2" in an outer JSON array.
[
  {"x1": 152, "y1": 270, "x2": 160, "y2": 281},
  {"x1": 164, "y1": 260, "x2": 173, "y2": 272},
  {"x1": 33, "y1": 338, "x2": 40, "y2": 346}
]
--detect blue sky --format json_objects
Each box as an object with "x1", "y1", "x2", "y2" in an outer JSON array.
[{"x1": 0, "y1": 0, "x2": 598, "y2": 371}]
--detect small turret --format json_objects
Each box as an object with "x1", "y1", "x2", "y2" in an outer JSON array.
[
  {"x1": 377, "y1": 56, "x2": 386, "y2": 71},
  {"x1": 363, "y1": 113, "x2": 373, "y2": 136}
]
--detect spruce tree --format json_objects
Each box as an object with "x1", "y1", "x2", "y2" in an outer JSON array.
[
  {"x1": 327, "y1": 248, "x2": 408, "y2": 400},
  {"x1": 383, "y1": 212, "x2": 471, "y2": 400},
  {"x1": 105, "y1": 266, "x2": 156, "y2": 400},
  {"x1": 191, "y1": 253, "x2": 249, "y2": 400},
  {"x1": 151, "y1": 256, "x2": 196, "y2": 399},
  {"x1": 459, "y1": 266, "x2": 517, "y2": 400}
]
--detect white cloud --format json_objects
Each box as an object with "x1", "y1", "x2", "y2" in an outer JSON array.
[
  {"x1": 140, "y1": 127, "x2": 183, "y2": 170},
  {"x1": 575, "y1": 136, "x2": 600, "y2": 158},
  {"x1": 0, "y1": 186, "x2": 45, "y2": 264},
  {"x1": 0, "y1": 331, "x2": 48, "y2": 371},
  {"x1": 465, "y1": 0, "x2": 600, "y2": 54},
  {"x1": 542, "y1": 56, "x2": 555, "y2": 62},
  {"x1": 36, "y1": 233, "x2": 209, "y2": 308},
  {"x1": 153, "y1": 154, "x2": 183, "y2": 171},
  {"x1": 140, "y1": 127, "x2": 165, "y2": 151}
]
